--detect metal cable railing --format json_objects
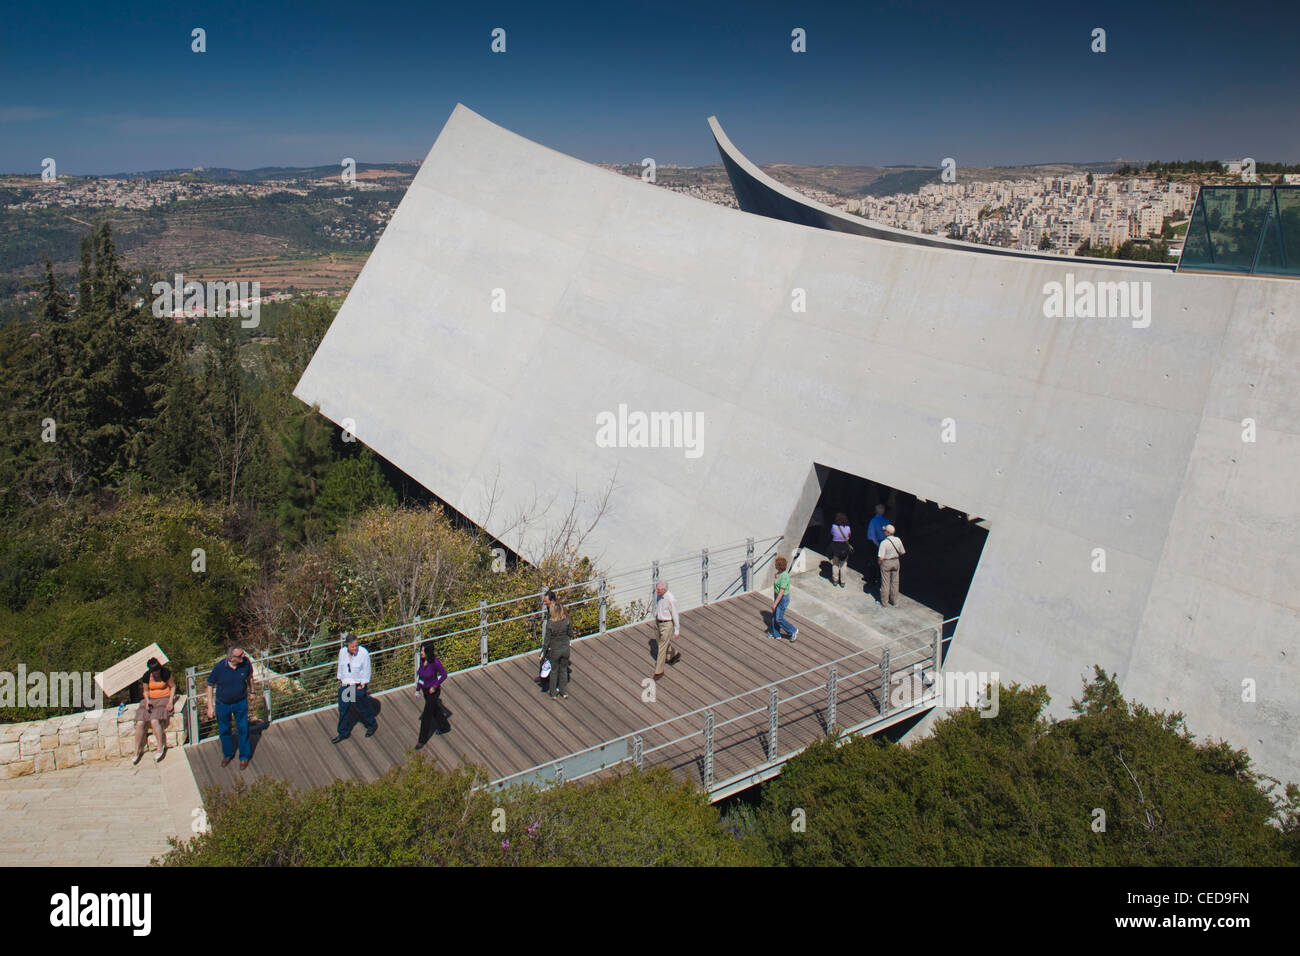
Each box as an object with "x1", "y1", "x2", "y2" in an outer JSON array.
[
  {"x1": 484, "y1": 616, "x2": 958, "y2": 793},
  {"x1": 184, "y1": 534, "x2": 784, "y2": 746}
]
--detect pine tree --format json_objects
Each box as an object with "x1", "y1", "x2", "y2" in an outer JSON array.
[
  {"x1": 316, "y1": 448, "x2": 398, "y2": 534},
  {"x1": 31, "y1": 261, "x2": 74, "y2": 411},
  {"x1": 77, "y1": 234, "x2": 93, "y2": 315},
  {"x1": 200, "y1": 313, "x2": 255, "y2": 506},
  {"x1": 67, "y1": 224, "x2": 179, "y2": 486},
  {"x1": 0, "y1": 318, "x2": 44, "y2": 515},
  {"x1": 276, "y1": 405, "x2": 335, "y2": 546},
  {"x1": 91, "y1": 222, "x2": 131, "y2": 316},
  {"x1": 0, "y1": 263, "x2": 92, "y2": 511},
  {"x1": 38, "y1": 260, "x2": 66, "y2": 326},
  {"x1": 146, "y1": 324, "x2": 211, "y2": 496}
]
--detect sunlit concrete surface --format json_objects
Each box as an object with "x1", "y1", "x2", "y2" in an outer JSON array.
[
  {"x1": 295, "y1": 104, "x2": 1300, "y2": 781},
  {"x1": 0, "y1": 754, "x2": 202, "y2": 866}
]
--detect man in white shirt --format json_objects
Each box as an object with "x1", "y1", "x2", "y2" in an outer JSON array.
[
  {"x1": 652, "y1": 581, "x2": 681, "y2": 681},
  {"x1": 332, "y1": 633, "x2": 378, "y2": 742},
  {"x1": 877, "y1": 525, "x2": 906, "y2": 608}
]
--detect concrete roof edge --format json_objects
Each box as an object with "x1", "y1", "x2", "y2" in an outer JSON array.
[{"x1": 708, "y1": 115, "x2": 1176, "y2": 272}]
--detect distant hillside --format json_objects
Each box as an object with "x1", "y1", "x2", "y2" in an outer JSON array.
[
  {"x1": 1, "y1": 192, "x2": 398, "y2": 270},
  {"x1": 0, "y1": 163, "x2": 417, "y2": 315},
  {"x1": 105, "y1": 162, "x2": 420, "y2": 183},
  {"x1": 858, "y1": 168, "x2": 941, "y2": 196}
]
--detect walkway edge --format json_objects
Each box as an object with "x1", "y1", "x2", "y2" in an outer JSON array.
[{"x1": 158, "y1": 748, "x2": 205, "y2": 858}]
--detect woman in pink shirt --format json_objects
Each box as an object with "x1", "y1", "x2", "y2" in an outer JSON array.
[{"x1": 829, "y1": 512, "x2": 852, "y2": 588}]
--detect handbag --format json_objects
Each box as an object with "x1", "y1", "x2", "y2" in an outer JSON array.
[{"x1": 539, "y1": 658, "x2": 552, "y2": 680}]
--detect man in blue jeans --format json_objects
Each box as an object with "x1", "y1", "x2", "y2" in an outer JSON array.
[
  {"x1": 865, "y1": 503, "x2": 890, "y2": 594},
  {"x1": 206, "y1": 645, "x2": 254, "y2": 769},
  {"x1": 332, "y1": 633, "x2": 378, "y2": 743}
]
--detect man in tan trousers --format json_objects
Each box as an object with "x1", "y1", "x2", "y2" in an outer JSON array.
[
  {"x1": 652, "y1": 580, "x2": 681, "y2": 680},
  {"x1": 877, "y1": 525, "x2": 906, "y2": 607}
]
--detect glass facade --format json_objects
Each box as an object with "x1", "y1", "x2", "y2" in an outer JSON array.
[{"x1": 1179, "y1": 185, "x2": 1299, "y2": 277}]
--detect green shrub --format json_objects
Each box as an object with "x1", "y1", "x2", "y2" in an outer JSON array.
[
  {"x1": 0, "y1": 492, "x2": 256, "y2": 720},
  {"x1": 747, "y1": 669, "x2": 1297, "y2": 866},
  {"x1": 160, "y1": 759, "x2": 757, "y2": 867}
]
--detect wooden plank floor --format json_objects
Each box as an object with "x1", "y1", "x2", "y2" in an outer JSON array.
[{"x1": 185, "y1": 590, "x2": 935, "y2": 799}]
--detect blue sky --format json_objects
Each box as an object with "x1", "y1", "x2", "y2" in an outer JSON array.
[{"x1": 1, "y1": 0, "x2": 1296, "y2": 174}]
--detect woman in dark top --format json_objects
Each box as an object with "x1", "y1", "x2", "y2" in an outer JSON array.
[
  {"x1": 539, "y1": 590, "x2": 572, "y2": 700},
  {"x1": 132, "y1": 657, "x2": 175, "y2": 765},
  {"x1": 412, "y1": 642, "x2": 449, "y2": 748}
]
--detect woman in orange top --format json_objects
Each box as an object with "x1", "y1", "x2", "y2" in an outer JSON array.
[{"x1": 132, "y1": 657, "x2": 175, "y2": 765}]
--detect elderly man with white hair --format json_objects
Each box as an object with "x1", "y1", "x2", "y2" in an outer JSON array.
[
  {"x1": 651, "y1": 580, "x2": 682, "y2": 680},
  {"x1": 876, "y1": 525, "x2": 907, "y2": 607}
]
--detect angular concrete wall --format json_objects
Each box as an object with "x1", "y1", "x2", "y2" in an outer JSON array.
[{"x1": 295, "y1": 104, "x2": 1299, "y2": 781}]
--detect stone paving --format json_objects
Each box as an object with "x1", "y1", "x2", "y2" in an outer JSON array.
[
  {"x1": 788, "y1": 555, "x2": 944, "y2": 652},
  {"x1": 0, "y1": 746, "x2": 203, "y2": 866}
]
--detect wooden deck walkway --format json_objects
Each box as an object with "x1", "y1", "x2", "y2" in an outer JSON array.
[{"x1": 185, "y1": 590, "x2": 938, "y2": 801}]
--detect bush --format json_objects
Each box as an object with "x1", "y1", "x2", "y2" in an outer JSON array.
[
  {"x1": 160, "y1": 760, "x2": 757, "y2": 867},
  {"x1": 745, "y1": 670, "x2": 1297, "y2": 866}
]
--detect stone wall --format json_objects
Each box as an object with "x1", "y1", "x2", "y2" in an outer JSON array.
[{"x1": 0, "y1": 696, "x2": 187, "y2": 778}]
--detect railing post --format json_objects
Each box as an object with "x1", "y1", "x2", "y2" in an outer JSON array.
[
  {"x1": 539, "y1": 588, "x2": 549, "y2": 653},
  {"x1": 249, "y1": 653, "x2": 267, "y2": 725},
  {"x1": 827, "y1": 664, "x2": 837, "y2": 733},
  {"x1": 478, "y1": 600, "x2": 488, "y2": 665},
  {"x1": 633, "y1": 734, "x2": 643, "y2": 770},
  {"x1": 701, "y1": 548, "x2": 709, "y2": 605},
  {"x1": 703, "y1": 710, "x2": 714, "y2": 788},
  {"x1": 598, "y1": 575, "x2": 607, "y2": 633},
  {"x1": 413, "y1": 614, "x2": 422, "y2": 680},
  {"x1": 880, "y1": 649, "x2": 891, "y2": 715},
  {"x1": 929, "y1": 627, "x2": 942, "y2": 694},
  {"x1": 650, "y1": 559, "x2": 659, "y2": 612},
  {"x1": 185, "y1": 666, "x2": 198, "y2": 746},
  {"x1": 745, "y1": 537, "x2": 755, "y2": 592},
  {"x1": 768, "y1": 689, "x2": 779, "y2": 761}
]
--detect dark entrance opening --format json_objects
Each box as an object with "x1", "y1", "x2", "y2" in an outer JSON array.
[{"x1": 800, "y1": 465, "x2": 988, "y2": 622}]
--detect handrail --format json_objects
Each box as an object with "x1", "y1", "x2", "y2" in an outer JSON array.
[
  {"x1": 185, "y1": 533, "x2": 784, "y2": 744},
  {"x1": 490, "y1": 638, "x2": 941, "y2": 788},
  {"x1": 194, "y1": 534, "x2": 782, "y2": 673},
  {"x1": 485, "y1": 615, "x2": 955, "y2": 790}
]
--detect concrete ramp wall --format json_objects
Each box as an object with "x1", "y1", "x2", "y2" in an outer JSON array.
[{"x1": 295, "y1": 104, "x2": 1300, "y2": 781}]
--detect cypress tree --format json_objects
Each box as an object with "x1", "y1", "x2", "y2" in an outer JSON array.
[
  {"x1": 276, "y1": 405, "x2": 334, "y2": 546},
  {"x1": 77, "y1": 233, "x2": 93, "y2": 315},
  {"x1": 70, "y1": 223, "x2": 178, "y2": 485},
  {"x1": 200, "y1": 313, "x2": 255, "y2": 506},
  {"x1": 146, "y1": 323, "x2": 211, "y2": 496}
]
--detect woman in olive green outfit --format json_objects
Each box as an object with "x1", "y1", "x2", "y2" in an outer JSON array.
[{"x1": 539, "y1": 590, "x2": 573, "y2": 699}]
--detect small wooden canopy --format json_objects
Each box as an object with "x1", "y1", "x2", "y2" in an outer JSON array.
[{"x1": 95, "y1": 643, "x2": 169, "y2": 699}]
